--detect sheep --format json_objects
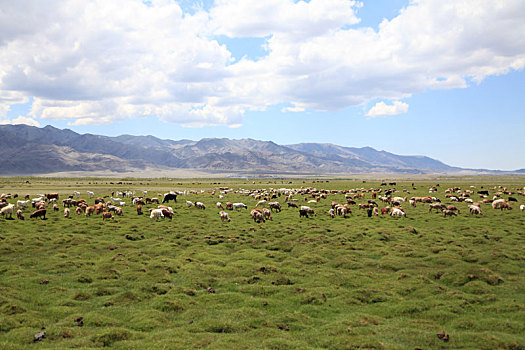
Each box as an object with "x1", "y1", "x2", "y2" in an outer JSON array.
[
  {"x1": 0, "y1": 204, "x2": 15, "y2": 219},
  {"x1": 390, "y1": 208, "x2": 406, "y2": 217},
  {"x1": 102, "y1": 211, "x2": 114, "y2": 220},
  {"x1": 520, "y1": 204, "x2": 525, "y2": 212},
  {"x1": 136, "y1": 205, "x2": 143, "y2": 215},
  {"x1": 30, "y1": 209, "x2": 47, "y2": 219},
  {"x1": 225, "y1": 202, "x2": 233, "y2": 210},
  {"x1": 443, "y1": 209, "x2": 457, "y2": 217},
  {"x1": 87, "y1": 191, "x2": 94, "y2": 198},
  {"x1": 17, "y1": 200, "x2": 29, "y2": 208},
  {"x1": 446, "y1": 205, "x2": 460, "y2": 213},
  {"x1": 429, "y1": 203, "x2": 446, "y2": 212},
  {"x1": 269, "y1": 202, "x2": 282, "y2": 212},
  {"x1": 372, "y1": 207, "x2": 379, "y2": 216},
  {"x1": 233, "y1": 203, "x2": 248, "y2": 211},
  {"x1": 53, "y1": 204, "x2": 59, "y2": 211},
  {"x1": 263, "y1": 208, "x2": 272, "y2": 221},
  {"x1": 64, "y1": 208, "x2": 70, "y2": 218},
  {"x1": 219, "y1": 211, "x2": 231, "y2": 222},
  {"x1": 468, "y1": 205, "x2": 482, "y2": 215},
  {"x1": 251, "y1": 209, "x2": 265, "y2": 223},
  {"x1": 161, "y1": 209, "x2": 173, "y2": 220},
  {"x1": 255, "y1": 200, "x2": 267, "y2": 208},
  {"x1": 150, "y1": 208, "x2": 164, "y2": 220},
  {"x1": 287, "y1": 202, "x2": 298, "y2": 208},
  {"x1": 492, "y1": 199, "x2": 512, "y2": 210},
  {"x1": 328, "y1": 208, "x2": 335, "y2": 218},
  {"x1": 186, "y1": 200, "x2": 194, "y2": 207},
  {"x1": 216, "y1": 202, "x2": 224, "y2": 210},
  {"x1": 85, "y1": 206, "x2": 95, "y2": 216},
  {"x1": 16, "y1": 209, "x2": 24, "y2": 220},
  {"x1": 195, "y1": 202, "x2": 206, "y2": 209},
  {"x1": 299, "y1": 206, "x2": 315, "y2": 218},
  {"x1": 75, "y1": 206, "x2": 83, "y2": 215}
]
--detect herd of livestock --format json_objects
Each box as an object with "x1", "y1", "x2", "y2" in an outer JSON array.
[{"x1": 1, "y1": 184, "x2": 524, "y2": 223}]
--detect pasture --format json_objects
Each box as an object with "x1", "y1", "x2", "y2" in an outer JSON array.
[{"x1": 0, "y1": 177, "x2": 524, "y2": 349}]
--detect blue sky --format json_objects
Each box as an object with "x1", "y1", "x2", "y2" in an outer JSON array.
[{"x1": 1, "y1": 0, "x2": 524, "y2": 170}]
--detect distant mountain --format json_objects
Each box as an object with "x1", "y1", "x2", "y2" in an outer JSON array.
[{"x1": 0, "y1": 124, "x2": 514, "y2": 176}]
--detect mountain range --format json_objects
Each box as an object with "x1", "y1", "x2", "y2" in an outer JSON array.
[{"x1": 0, "y1": 124, "x2": 518, "y2": 176}]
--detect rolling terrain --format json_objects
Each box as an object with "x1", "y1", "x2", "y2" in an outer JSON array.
[{"x1": 0, "y1": 124, "x2": 509, "y2": 176}]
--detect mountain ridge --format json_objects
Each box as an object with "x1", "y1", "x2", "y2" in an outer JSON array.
[{"x1": 0, "y1": 124, "x2": 516, "y2": 176}]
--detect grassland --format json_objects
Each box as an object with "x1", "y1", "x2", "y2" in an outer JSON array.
[{"x1": 0, "y1": 177, "x2": 524, "y2": 349}]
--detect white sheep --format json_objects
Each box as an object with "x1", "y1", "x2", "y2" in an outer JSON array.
[
  {"x1": 150, "y1": 208, "x2": 164, "y2": 220},
  {"x1": 0, "y1": 204, "x2": 15, "y2": 219}
]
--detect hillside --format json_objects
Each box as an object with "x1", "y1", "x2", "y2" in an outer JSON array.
[{"x1": 0, "y1": 124, "x2": 494, "y2": 176}]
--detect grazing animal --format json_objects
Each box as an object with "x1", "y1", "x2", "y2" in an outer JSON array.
[
  {"x1": 219, "y1": 211, "x2": 231, "y2": 222},
  {"x1": 102, "y1": 211, "x2": 114, "y2": 220},
  {"x1": 468, "y1": 205, "x2": 482, "y2": 215},
  {"x1": 150, "y1": 208, "x2": 164, "y2": 220},
  {"x1": 299, "y1": 206, "x2": 315, "y2": 218},
  {"x1": 0, "y1": 204, "x2": 15, "y2": 219},
  {"x1": 136, "y1": 205, "x2": 143, "y2": 215},
  {"x1": 520, "y1": 204, "x2": 525, "y2": 212},
  {"x1": 390, "y1": 208, "x2": 406, "y2": 217},
  {"x1": 64, "y1": 208, "x2": 70, "y2": 218},
  {"x1": 443, "y1": 209, "x2": 457, "y2": 217},
  {"x1": 447, "y1": 205, "x2": 460, "y2": 213},
  {"x1": 216, "y1": 202, "x2": 224, "y2": 210},
  {"x1": 269, "y1": 202, "x2": 282, "y2": 212},
  {"x1": 372, "y1": 207, "x2": 379, "y2": 216},
  {"x1": 287, "y1": 202, "x2": 298, "y2": 208},
  {"x1": 30, "y1": 209, "x2": 47, "y2": 219},
  {"x1": 53, "y1": 204, "x2": 59, "y2": 211},
  {"x1": 225, "y1": 202, "x2": 233, "y2": 210},
  {"x1": 162, "y1": 193, "x2": 178, "y2": 203},
  {"x1": 85, "y1": 206, "x2": 95, "y2": 216},
  {"x1": 75, "y1": 206, "x2": 83, "y2": 215},
  {"x1": 195, "y1": 202, "x2": 206, "y2": 209},
  {"x1": 17, "y1": 200, "x2": 30, "y2": 208},
  {"x1": 161, "y1": 209, "x2": 173, "y2": 220},
  {"x1": 328, "y1": 208, "x2": 335, "y2": 218},
  {"x1": 186, "y1": 201, "x2": 194, "y2": 207},
  {"x1": 429, "y1": 203, "x2": 447, "y2": 212},
  {"x1": 233, "y1": 203, "x2": 248, "y2": 211},
  {"x1": 255, "y1": 200, "x2": 267, "y2": 208},
  {"x1": 46, "y1": 193, "x2": 59, "y2": 201},
  {"x1": 263, "y1": 208, "x2": 272, "y2": 221},
  {"x1": 251, "y1": 209, "x2": 265, "y2": 223},
  {"x1": 16, "y1": 209, "x2": 24, "y2": 220}
]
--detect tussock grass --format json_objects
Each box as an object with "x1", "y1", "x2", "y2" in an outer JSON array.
[{"x1": 0, "y1": 177, "x2": 524, "y2": 348}]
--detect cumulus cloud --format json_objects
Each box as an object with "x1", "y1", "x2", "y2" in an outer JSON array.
[
  {"x1": 0, "y1": 0, "x2": 524, "y2": 127},
  {"x1": 0, "y1": 115, "x2": 40, "y2": 127},
  {"x1": 366, "y1": 101, "x2": 409, "y2": 118}
]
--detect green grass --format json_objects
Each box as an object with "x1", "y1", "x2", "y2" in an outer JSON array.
[{"x1": 0, "y1": 177, "x2": 524, "y2": 349}]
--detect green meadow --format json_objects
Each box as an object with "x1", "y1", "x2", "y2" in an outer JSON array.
[{"x1": 0, "y1": 177, "x2": 524, "y2": 349}]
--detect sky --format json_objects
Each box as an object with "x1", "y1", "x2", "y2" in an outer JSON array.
[{"x1": 0, "y1": 0, "x2": 524, "y2": 170}]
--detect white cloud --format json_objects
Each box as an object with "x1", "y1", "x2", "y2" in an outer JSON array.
[
  {"x1": 281, "y1": 106, "x2": 306, "y2": 113},
  {"x1": 0, "y1": 0, "x2": 524, "y2": 127},
  {"x1": 366, "y1": 101, "x2": 409, "y2": 118},
  {"x1": 0, "y1": 115, "x2": 40, "y2": 127}
]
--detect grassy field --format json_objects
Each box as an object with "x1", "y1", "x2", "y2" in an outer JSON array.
[{"x1": 0, "y1": 177, "x2": 524, "y2": 349}]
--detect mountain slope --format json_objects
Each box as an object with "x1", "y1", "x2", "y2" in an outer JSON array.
[{"x1": 0, "y1": 124, "x2": 479, "y2": 175}]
